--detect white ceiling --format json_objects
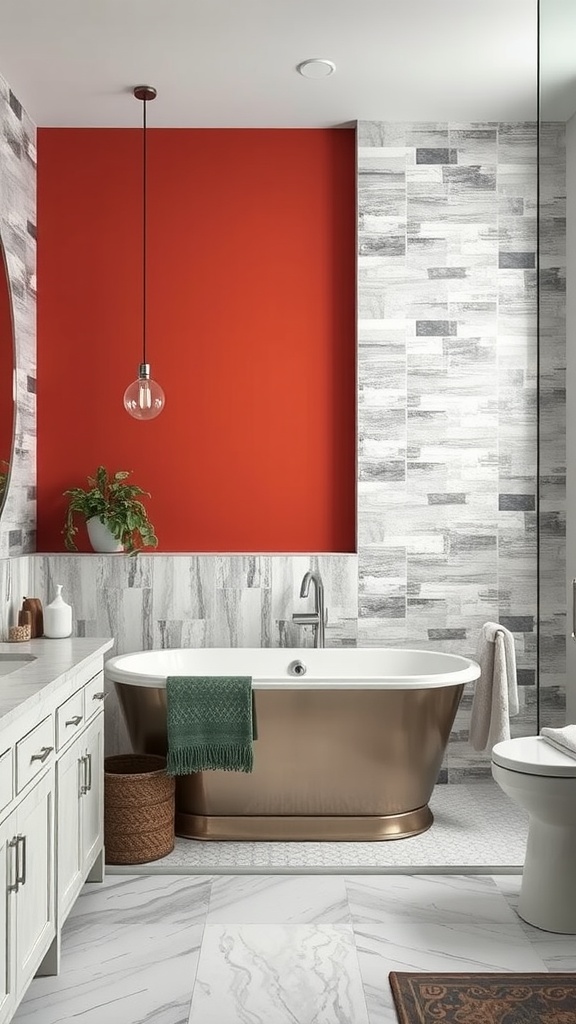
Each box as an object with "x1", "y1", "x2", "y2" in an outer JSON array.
[{"x1": 0, "y1": 0, "x2": 545, "y2": 128}]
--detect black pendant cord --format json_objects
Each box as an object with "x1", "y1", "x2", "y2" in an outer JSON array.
[{"x1": 142, "y1": 96, "x2": 148, "y2": 368}]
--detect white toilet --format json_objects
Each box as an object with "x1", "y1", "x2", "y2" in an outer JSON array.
[{"x1": 492, "y1": 736, "x2": 576, "y2": 933}]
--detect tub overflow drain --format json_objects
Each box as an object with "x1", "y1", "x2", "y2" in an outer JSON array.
[{"x1": 288, "y1": 660, "x2": 307, "y2": 677}]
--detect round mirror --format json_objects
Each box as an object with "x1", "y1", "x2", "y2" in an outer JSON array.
[{"x1": 0, "y1": 237, "x2": 14, "y2": 515}]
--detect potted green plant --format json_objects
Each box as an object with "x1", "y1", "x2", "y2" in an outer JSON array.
[{"x1": 63, "y1": 466, "x2": 158, "y2": 555}]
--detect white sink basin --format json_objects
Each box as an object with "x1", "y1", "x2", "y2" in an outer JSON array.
[{"x1": 0, "y1": 654, "x2": 36, "y2": 677}]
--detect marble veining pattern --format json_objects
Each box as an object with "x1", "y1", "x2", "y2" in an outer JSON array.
[
  {"x1": 205, "y1": 875, "x2": 351, "y2": 924},
  {"x1": 493, "y1": 875, "x2": 576, "y2": 973},
  {"x1": 0, "y1": 74, "x2": 36, "y2": 557},
  {"x1": 0, "y1": 554, "x2": 31, "y2": 640},
  {"x1": 16, "y1": 872, "x2": 576, "y2": 1024},
  {"x1": 188, "y1": 924, "x2": 369, "y2": 1024},
  {"x1": 14, "y1": 874, "x2": 211, "y2": 1024}
]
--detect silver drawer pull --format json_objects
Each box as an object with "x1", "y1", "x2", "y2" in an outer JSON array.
[
  {"x1": 16, "y1": 835, "x2": 26, "y2": 887},
  {"x1": 30, "y1": 746, "x2": 54, "y2": 763},
  {"x1": 85, "y1": 752, "x2": 92, "y2": 792},
  {"x1": 92, "y1": 692, "x2": 107, "y2": 701},
  {"x1": 7, "y1": 838, "x2": 18, "y2": 893},
  {"x1": 79, "y1": 755, "x2": 87, "y2": 795},
  {"x1": 65, "y1": 716, "x2": 83, "y2": 727}
]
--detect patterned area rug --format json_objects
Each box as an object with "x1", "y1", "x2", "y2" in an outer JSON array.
[{"x1": 389, "y1": 973, "x2": 576, "y2": 1023}]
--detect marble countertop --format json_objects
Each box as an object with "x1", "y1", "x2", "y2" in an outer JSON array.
[{"x1": 0, "y1": 636, "x2": 114, "y2": 729}]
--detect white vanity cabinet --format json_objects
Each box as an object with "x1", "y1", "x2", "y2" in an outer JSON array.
[
  {"x1": 0, "y1": 769, "x2": 55, "y2": 1024},
  {"x1": 0, "y1": 812, "x2": 16, "y2": 1024},
  {"x1": 79, "y1": 712, "x2": 104, "y2": 879},
  {"x1": 12, "y1": 769, "x2": 55, "y2": 1003},
  {"x1": 57, "y1": 708, "x2": 104, "y2": 922},
  {"x1": 0, "y1": 638, "x2": 113, "y2": 1024}
]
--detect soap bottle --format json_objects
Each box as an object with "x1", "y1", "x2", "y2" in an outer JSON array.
[{"x1": 43, "y1": 585, "x2": 73, "y2": 639}]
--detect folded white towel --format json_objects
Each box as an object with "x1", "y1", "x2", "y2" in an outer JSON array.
[
  {"x1": 469, "y1": 622, "x2": 519, "y2": 752},
  {"x1": 540, "y1": 725, "x2": 576, "y2": 761}
]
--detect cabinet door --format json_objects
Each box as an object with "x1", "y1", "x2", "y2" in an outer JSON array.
[
  {"x1": 0, "y1": 811, "x2": 16, "y2": 1024},
  {"x1": 81, "y1": 712, "x2": 104, "y2": 876},
  {"x1": 15, "y1": 770, "x2": 55, "y2": 998},
  {"x1": 56, "y1": 737, "x2": 83, "y2": 923}
]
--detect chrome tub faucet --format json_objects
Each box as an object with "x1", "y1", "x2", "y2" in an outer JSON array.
[{"x1": 292, "y1": 570, "x2": 327, "y2": 648}]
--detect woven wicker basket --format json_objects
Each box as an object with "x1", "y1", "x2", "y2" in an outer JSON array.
[{"x1": 104, "y1": 754, "x2": 175, "y2": 865}]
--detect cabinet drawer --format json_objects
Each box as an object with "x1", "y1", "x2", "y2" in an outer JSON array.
[
  {"x1": 16, "y1": 716, "x2": 55, "y2": 794},
  {"x1": 56, "y1": 690, "x2": 85, "y2": 750},
  {"x1": 84, "y1": 673, "x2": 106, "y2": 721},
  {"x1": 0, "y1": 748, "x2": 12, "y2": 814}
]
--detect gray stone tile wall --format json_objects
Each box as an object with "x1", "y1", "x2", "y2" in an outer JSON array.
[
  {"x1": 538, "y1": 121, "x2": 566, "y2": 726},
  {"x1": 0, "y1": 74, "x2": 36, "y2": 557},
  {"x1": 356, "y1": 120, "x2": 563, "y2": 777}
]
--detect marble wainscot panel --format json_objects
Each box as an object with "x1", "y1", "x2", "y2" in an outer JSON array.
[
  {"x1": 32, "y1": 554, "x2": 358, "y2": 755},
  {"x1": 357, "y1": 120, "x2": 555, "y2": 779},
  {"x1": 0, "y1": 73, "x2": 36, "y2": 557},
  {"x1": 0, "y1": 554, "x2": 32, "y2": 640}
]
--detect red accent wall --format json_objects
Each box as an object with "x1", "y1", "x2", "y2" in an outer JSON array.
[{"x1": 36, "y1": 129, "x2": 356, "y2": 552}]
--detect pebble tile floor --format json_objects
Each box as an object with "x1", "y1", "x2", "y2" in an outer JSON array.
[
  {"x1": 15, "y1": 783, "x2": 575, "y2": 1024},
  {"x1": 111, "y1": 782, "x2": 530, "y2": 872}
]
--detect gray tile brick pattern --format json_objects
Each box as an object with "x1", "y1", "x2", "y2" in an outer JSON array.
[
  {"x1": 0, "y1": 73, "x2": 36, "y2": 557},
  {"x1": 357, "y1": 120, "x2": 560, "y2": 778},
  {"x1": 538, "y1": 122, "x2": 566, "y2": 721}
]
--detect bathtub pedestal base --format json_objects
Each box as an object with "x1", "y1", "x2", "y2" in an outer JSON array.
[{"x1": 175, "y1": 805, "x2": 433, "y2": 841}]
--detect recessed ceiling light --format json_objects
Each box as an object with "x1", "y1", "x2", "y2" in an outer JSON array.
[{"x1": 296, "y1": 59, "x2": 336, "y2": 79}]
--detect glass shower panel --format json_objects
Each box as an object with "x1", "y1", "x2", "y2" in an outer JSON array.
[{"x1": 538, "y1": 0, "x2": 569, "y2": 729}]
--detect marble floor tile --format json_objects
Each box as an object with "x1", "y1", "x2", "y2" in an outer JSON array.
[
  {"x1": 207, "y1": 874, "x2": 351, "y2": 924},
  {"x1": 15, "y1": 873, "x2": 571, "y2": 1024},
  {"x1": 187, "y1": 924, "x2": 369, "y2": 1024},
  {"x1": 15, "y1": 875, "x2": 212, "y2": 1024},
  {"x1": 354, "y1": 919, "x2": 546, "y2": 975},
  {"x1": 492, "y1": 875, "x2": 576, "y2": 971},
  {"x1": 345, "y1": 873, "x2": 519, "y2": 927},
  {"x1": 354, "y1": 917, "x2": 546, "y2": 1024}
]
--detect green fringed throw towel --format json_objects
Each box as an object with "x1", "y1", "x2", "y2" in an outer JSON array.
[{"x1": 166, "y1": 675, "x2": 254, "y2": 774}]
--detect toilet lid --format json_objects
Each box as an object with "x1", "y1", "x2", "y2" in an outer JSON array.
[{"x1": 492, "y1": 736, "x2": 576, "y2": 777}]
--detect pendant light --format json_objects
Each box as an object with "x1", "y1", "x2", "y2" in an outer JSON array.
[{"x1": 123, "y1": 85, "x2": 165, "y2": 420}]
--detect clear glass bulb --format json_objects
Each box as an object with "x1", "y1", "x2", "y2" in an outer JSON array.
[{"x1": 123, "y1": 363, "x2": 165, "y2": 420}]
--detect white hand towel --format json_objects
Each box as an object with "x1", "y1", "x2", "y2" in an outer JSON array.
[
  {"x1": 540, "y1": 725, "x2": 576, "y2": 761},
  {"x1": 469, "y1": 622, "x2": 519, "y2": 752}
]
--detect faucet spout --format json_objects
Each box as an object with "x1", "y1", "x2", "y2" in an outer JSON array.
[
  {"x1": 300, "y1": 571, "x2": 314, "y2": 599},
  {"x1": 292, "y1": 570, "x2": 326, "y2": 648}
]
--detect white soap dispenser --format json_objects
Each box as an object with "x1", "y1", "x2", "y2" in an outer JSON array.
[{"x1": 44, "y1": 584, "x2": 73, "y2": 639}]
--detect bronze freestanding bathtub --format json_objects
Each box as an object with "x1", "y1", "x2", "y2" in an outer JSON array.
[{"x1": 106, "y1": 647, "x2": 479, "y2": 841}]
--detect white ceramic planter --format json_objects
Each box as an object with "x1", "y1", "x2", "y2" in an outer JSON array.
[{"x1": 86, "y1": 516, "x2": 123, "y2": 553}]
